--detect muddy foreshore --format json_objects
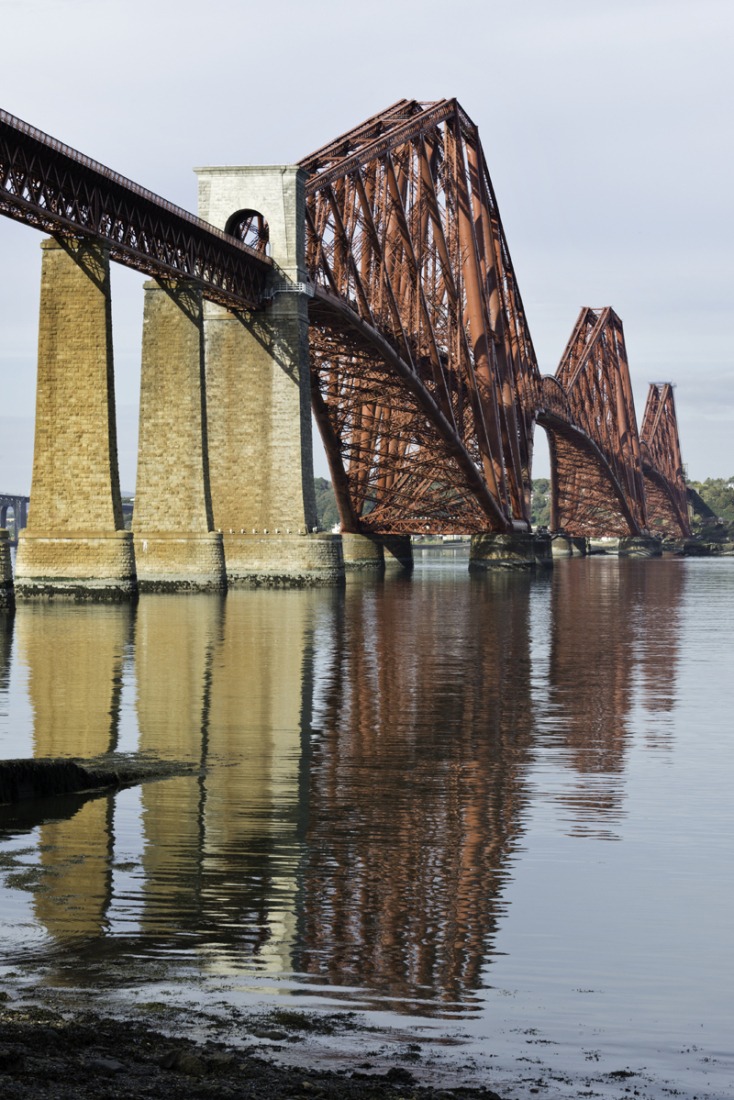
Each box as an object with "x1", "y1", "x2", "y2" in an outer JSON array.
[{"x1": 0, "y1": 998, "x2": 505, "y2": 1100}]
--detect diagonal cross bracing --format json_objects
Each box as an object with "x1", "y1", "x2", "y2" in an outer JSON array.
[
  {"x1": 300, "y1": 99, "x2": 540, "y2": 535},
  {"x1": 640, "y1": 384, "x2": 691, "y2": 537}
]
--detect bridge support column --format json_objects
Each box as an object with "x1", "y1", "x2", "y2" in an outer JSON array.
[
  {"x1": 381, "y1": 534, "x2": 414, "y2": 572},
  {"x1": 0, "y1": 530, "x2": 13, "y2": 610},
  {"x1": 618, "y1": 535, "x2": 663, "y2": 558},
  {"x1": 341, "y1": 533, "x2": 385, "y2": 573},
  {"x1": 15, "y1": 238, "x2": 135, "y2": 600},
  {"x1": 339, "y1": 533, "x2": 414, "y2": 574},
  {"x1": 197, "y1": 164, "x2": 344, "y2": 587},
  {"x1": 551, "y1": 534, "x2": 588, "y2": 557},
  {"x1": 133, "y1": 281, "x2": 225, "y2": 592},
  {"x1": 469, "y1": 531, "x2": 552, "y2": 571}
]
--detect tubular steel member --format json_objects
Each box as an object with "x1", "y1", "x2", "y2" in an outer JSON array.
[
  {"x1": 540, "y1": 307, "x2": 649, "y2": 539},
  {"x1": 300, "y1": 99, "x2": 540, "y2": 536},
  {"x1": 0, "y1": 107, "x2": 271, "y2": 310},
  {"x1": 640, "y1": 383, "x2": 691, "y2": 538}
]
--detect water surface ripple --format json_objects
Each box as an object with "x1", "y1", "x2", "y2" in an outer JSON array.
[{"x1": 0, "y1": 555, "x2": 732, "y2": 1098}]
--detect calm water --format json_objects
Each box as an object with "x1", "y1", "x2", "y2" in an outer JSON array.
[{"x1": 0, "y1": 555, "x2": 732, "y2": 1098}]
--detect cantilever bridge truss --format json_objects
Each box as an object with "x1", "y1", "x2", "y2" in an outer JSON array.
[
  {"x1": 299, "y1": 100, "x2": 690, "y2": 539},
  {"x1": 0, "y1": 99, "x2": 691, "y2": 540}
]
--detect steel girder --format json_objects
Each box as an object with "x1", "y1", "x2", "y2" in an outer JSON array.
[
  {"x1": 0, "y1": 108, "x2": 271, "y2": 310},
  {"x1": 543, "y1": 307, "x2": 649, "y2": 538},
  {"x1": 640, "y1": 383, "x2": 691, "y2": 538},
  {"x1": 300, "y1": 99, "x2": 540, "y2": 535}
]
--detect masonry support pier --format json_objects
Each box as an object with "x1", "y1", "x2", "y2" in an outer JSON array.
[
  {"x1": 381, "y1": 534, "x2": 414, "y2": 572},
  {"x1": 0, "y1": 530, "x2": 13, "y2": 610},
  {"x1": 196, "y1": 164, "x2": 344, "y2": 587},
  {"x1": 134, "y1": 281, "x2": 225, "y2": 592},
  {"x1": 551, "y1": 534, "x2": 588, "y2": 558},
  {"x1": 469, "y1": 531, "x2": 552, "y2": 571},
  {"x1": 339, "y1": 532, "x2": 414, "y2": 575},
  {"x1": 15, "y1": 238, "x2": 135, "y2": 599},
  {"x1": 618, "y1": 535, "x2": 663, "y2": 558},
  {"x1": 340, "y1": 533, "x2": 386, "y2": 573}
]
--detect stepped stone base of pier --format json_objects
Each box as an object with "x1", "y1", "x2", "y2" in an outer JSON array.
[
  {"x1": 133, "y1": 532, "x2": 225, "y2": 592},
  {"x1": 14, "y1": 532, "x2": 136, "y2": 600},
  {"x1": 0, "y1": 530, "x2": 14, "y2": 610},
  {"x1": 552, "y1": 534, "x2": 588, "y2": 557},
  {"x1": 222, "y1": 533, "x2": 344, "y2": 587},
  {"x1": 469, "y1": 531, "x2": 553, "y2": 571},
  {"x1": 618, "y1": 535, "x2": 663, "y2": 558}
]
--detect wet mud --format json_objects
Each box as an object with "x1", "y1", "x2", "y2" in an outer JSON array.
[{"x1": 0, "y1": 999, "x2": 505, "y2": 1100}]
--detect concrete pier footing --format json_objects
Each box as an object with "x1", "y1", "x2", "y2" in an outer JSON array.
[
  {"x1": 14, "y1": 239, "x2": 136, "y2": 599},
  {"x1": 470, "y1": 531, "x2": 552, "y2": 571},
  {"x1": 618, "y1": 535, "x2": 663, "y2": 558}
]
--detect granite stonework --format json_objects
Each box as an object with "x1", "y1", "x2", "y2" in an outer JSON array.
[
  {"x1": 618, "y1": 535, "x2": 663, "y2": 558},
  {"x1": 14, "y1": 239, "x2": 136, "y2": 599},
  {"x1": 0, "y1": 530, "x2": 14, "y2": 610},
  {"x1": 470, "y1": 531, "x2": 553, "y2": 570},
  {"x1": 134, "y1": 280, "x2": 226, "y2": 592},
  {"x1": 196, "y1": 165, "x2": 342, "y2": 586},
  {"x1": 551, "y1": 534, "x2": 588, "y2": 557},
  {"x1": 340, "y1": 533, "x2": 386, "y2": 573},
  {"x1": 220, "y1": 533, "x2": 344, "y2": 587}
]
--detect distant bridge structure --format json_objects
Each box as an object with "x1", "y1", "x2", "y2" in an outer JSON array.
[
  {"x1": 0, "y1": 495, "x2": 28, "y2": 543},
  {"x1": 0, "y1": 99, "x2": 691, "y2": 598}
]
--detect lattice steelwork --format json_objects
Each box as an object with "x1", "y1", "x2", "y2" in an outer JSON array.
[
  {"x1": 545, "y1": 307, "x2": 649, "y2": 538},
  {"x1": 640, "y1": 383, "x2": 691, "y2": 537},
  {"x1": 0, "y1": 108, "x2": 271, "y2": 310},
  {"x1": 0, "y1": 101, "x2": 692, "y2": 540},
  {"x1": 300, "y1": 99, "x2": 540, "y2": 535}
]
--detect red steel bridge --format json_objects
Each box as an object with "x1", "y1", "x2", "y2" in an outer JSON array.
[{"x1": 0, "y1": 99, "x2": 690, "y2": 542}]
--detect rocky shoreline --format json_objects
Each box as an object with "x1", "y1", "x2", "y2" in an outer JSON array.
[{"x1": 0, "y1": 1000, "x2": 505, "y2": 1100}]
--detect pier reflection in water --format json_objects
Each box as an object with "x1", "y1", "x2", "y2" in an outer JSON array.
[{"x1": 0, "y1": 558, "x2": 732, "y2": 1098}]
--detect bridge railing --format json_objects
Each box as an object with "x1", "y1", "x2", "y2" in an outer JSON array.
[{"x1": 0, "y1": 108, "x2": 272, "y2": 310}]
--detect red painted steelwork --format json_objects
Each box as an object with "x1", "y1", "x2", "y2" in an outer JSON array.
[
  {"x1": 0, "y1": 108, "x2": 271, "y2": 310},
  {"x1": 541, "y1": 307, "x2": 649, "y2": 538},
  {"x1": 640, "y1": 384, "x2": 691, "y2": 538},
  {"x1": 300, "y1": 99, "x2": 539, "y2": 535},
  {"x1": 0, "y1": 101, "x2": 691, "y2": 539}
]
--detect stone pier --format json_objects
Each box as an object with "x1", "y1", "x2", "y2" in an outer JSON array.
[
  {"x1": 551, "y1": 534, "x2": 588, "y2": 557},
  {"x1": 196, "y1": 164, "x2": 344, "y2": 586},
  {"x1": 341, "y1": 533, "x2": 386, "y2": 573},
  {"x1": 331, "y1": 532, "x2": 416, "y2": 575},
  {"x1": 133, "y1": 280, "x2": 225, "y2": 592},
  {"x1": 15, "y1": 238, "x2": 135, "y2": 599},
  {"x1": 470, "y1": 531, "x2": 553, "y2": 571},
  {"x1": 0, "y1": 530, "x2": 13, "y2": 610},
  {"x1": 618, "y1": 535, "x2": 663, "y2": 558}
]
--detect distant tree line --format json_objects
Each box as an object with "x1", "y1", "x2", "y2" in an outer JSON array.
[
  {"x1": 314, "y1": 477, "x2": 340, "y2": 530},
  {"x1": 314, "y1": 475, "x2": 734, "y2": 538},
  {"x1": 687, "y1": 477, "x2": 734, "y2": 524}
]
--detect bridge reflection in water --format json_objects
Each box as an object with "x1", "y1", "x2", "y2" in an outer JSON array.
[{"x1": 1, "y1": 562, "x2": 682, "y2": 1009}]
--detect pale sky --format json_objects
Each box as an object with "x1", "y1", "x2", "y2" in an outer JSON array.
[{"x1": 1, "y1": 0, "x2": 732, "y2": 492}]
